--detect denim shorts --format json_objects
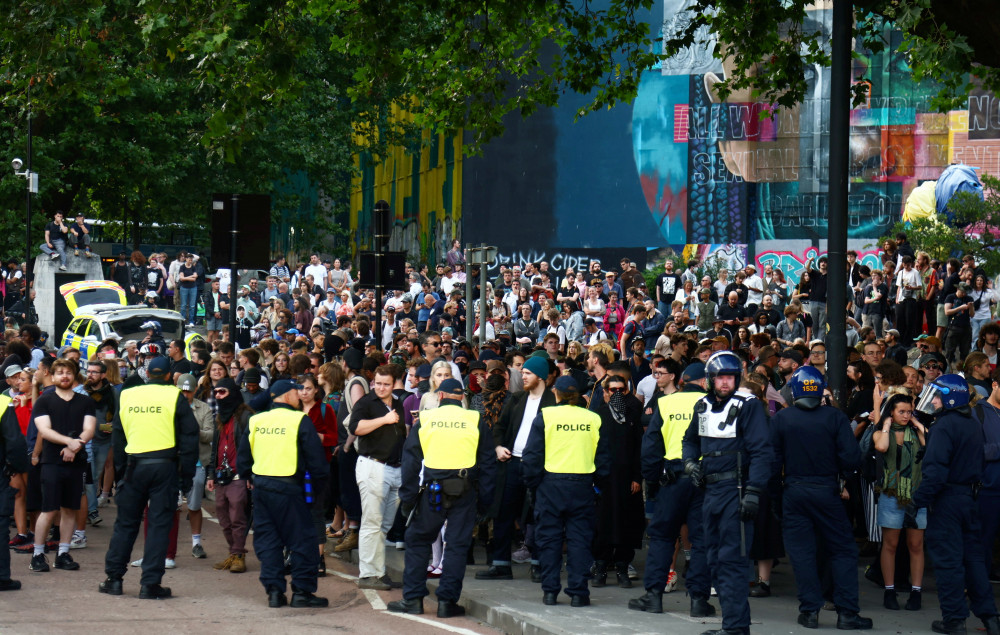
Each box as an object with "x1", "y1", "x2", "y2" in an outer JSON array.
[
  {"x1": 186, "y1": 465, "x2": 207, "y2": 512},
  {"x1": 206, "y1": 316, "x2": 222, "y2": 331},
  {"x1": 877, "y1": 493, "x2": 926, "y2": 530}
]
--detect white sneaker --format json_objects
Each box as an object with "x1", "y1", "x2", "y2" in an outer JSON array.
[
  {"x1": 130, "y1": 558, "x2": 143, "y2": 567},
  {"x1": 165, "y1": 558, "x2": 176, "y2": 569},
  {"x1": 628, "y1": 564, "x2": 638, "y2": 580},
  {"x1": 665, "y1": 569, "x2": 677, "y2": 592},
  {"x1": 97, "y1": 494, "x2": 110, "y2": 508},
  {"x1": 50, "y1": 253, "x2": 60, "y2": 260},
  {"x1": 69, "y1": 535, "x2": 87, "y2": 549},
  {"x1": 59, "y1": 265, "x2": 67, "y2": 271}
]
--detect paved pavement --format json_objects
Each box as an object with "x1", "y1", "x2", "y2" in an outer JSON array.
[{"x1": 6, "y1": 496, "x2": 998, "y2": 634}]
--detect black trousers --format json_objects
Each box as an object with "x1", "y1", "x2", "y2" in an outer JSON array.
[{"x1": 105, "y1": 461, "x2": 177, "y2": 586}]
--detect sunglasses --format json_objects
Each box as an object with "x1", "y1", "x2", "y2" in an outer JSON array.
[
  {"x1": 213, "y1": 389, "x2": 228, "y2": 395},
  {"x1": 607, "y1": 387, "x2": 626, "y2": 394},
  {"x1": 923, "y1": 364, "x2": 945, "y2": 371}
]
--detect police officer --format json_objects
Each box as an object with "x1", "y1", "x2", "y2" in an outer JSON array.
[
  {"x1": 682, "y1": 351, "x2": 773, "y2": 635},
  {"x1": 630, "y1": 362, "x2": 714, "y2": 617},
  {"x1": 773, "y1": 367, "x2": 873, "y2": 630},
  {"x1": 237, "y1": 379, "x2": 330, "y2": 608},
  {"x1": 522, "y1": 375, "x2": 610, "y2": 606},
  {"x1": 0, "y1": 394, "x2": 29, "y2": 591},
  {"x1": 387, "y1": 378, "x2": 497, "y2": 617},
  {"x1": 912, "y1": 375, "x2": 1000, "y2": 635},
  {"x1": 100, "y1": 357, "x2": 199, "y2": 599}
]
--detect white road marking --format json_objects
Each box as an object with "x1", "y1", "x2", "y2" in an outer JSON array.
[
  {"x1": 386, "y1": 611, "x2": 486, "y2": 635},
  {"x1": 362, "y1": 589, "x2": 387, "y2": 610}
]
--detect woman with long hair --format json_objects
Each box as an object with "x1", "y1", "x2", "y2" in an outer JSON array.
[
  {"x1": 970, "y1": 273, "x2": 997, "y2": 344},
  {"x1": 317, "y1": 362, "x2": 347, "y2": 540},
  {"x1": 128, "y1": 250, "x2": 148, "y2": 304},
  {"x1": 604, "y1": 292, "x2": 626, "y2": 339},
  {"x1": 583, "y1": 285, "x2": 605, "y2": 329},
  {"x1": 873, "y1": 393, "x2": 927, "y2": 611},
  {"x1": 733, "y1": 326, "x2": 751, "y2": 351},
  {"x1": 195, "y1": 358, "x2": 229, "y2": 404},
  {"x1": 269, "y1": 352, "x2": 292, "y2": 382},
  {"x1": 293, "y1": 297, "x2": 314, "y2": 333},
  {"x1": 299, "y1": 373, "x2": 338, "y2": 576},
  {"x1": 768, "y1": 268, "x2": 788, "y2": 310}
]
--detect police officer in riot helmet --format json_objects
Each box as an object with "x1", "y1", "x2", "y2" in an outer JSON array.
[
  {"x1": 100, "y1": 357, "x2": 199, "y2": 599},
  {"x1": 681, "y1": 351, "x2": 773, "y2": 635},
  {"x1": 773, "y1": 366, "x2": 873, "y2": 630},
  {"x1": 522, "y1": 375, "x2": 611, "y2": 607},
  {"x1": 388, "y1": 378, "x2": 497, "y2": 617},
  {"x1": 913, "y1": 375, "x2": 1000, "y2": 635},
  {"x1": 135, "y1": 342, "x2": 164, "y2": 384}
]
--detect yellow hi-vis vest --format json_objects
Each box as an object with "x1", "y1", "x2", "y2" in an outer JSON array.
[
  {"x1": 248, "y1": 408, "x2": 303, "y2": 477},
  {"x1": 418, "y1": 404, "x2": 480, "y2": 470},
  {"x1": 0, "y1": 394, "x2": 10, "y2": 412},
  {"x1": 119, "y1": 384, "x2": 179, "y2": 454},
  {"x1": 657, "y1": 391, "x2": 703, "y2": 460},
  {"x1": 541, "y1": 405, "x2": 600, "y2": 474}
]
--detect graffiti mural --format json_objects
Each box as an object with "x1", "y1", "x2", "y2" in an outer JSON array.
[
  {"x1": 487, "y1": 248, "x2": 648, "y2": 276},
  {"x1": 680, "y1": 244, "x2": 749, "y2": 272},
  {"x1": 755, "y1": 246, "x2": 882, "y2": 286},
  {"x1": 350, "y1": 116, "x2": 463, "y2": 266}
]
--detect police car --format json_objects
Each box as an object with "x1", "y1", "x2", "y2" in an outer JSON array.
[{"x1": 59, "y1": 280, "x2": 203, "y2": 360}]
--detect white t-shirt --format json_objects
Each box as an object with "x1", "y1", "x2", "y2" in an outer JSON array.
[
  {"x1": 635, "y1": 374, "x2": 658, "y2": 406},
  {"x1": 512, "y1": 395, "x2": 542, "y2": 457},
  {"x1": 304, "y1": 264, "x2": 328, "y2": 288},
  {"x1": 216, "y1": 268, "x2": 231, "y2": 294},
  {"x1": 745, "y1": 274, "x2": 765, "y2": 305}
]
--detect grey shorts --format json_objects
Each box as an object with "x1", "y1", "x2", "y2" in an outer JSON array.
[
  {"x1": 186, "y1": 465, "x2": 207, "y2": 511},
  {"x1": 936, "y1": 305, "x2": 946, "y2": 327},
  {"x1": 206, "y1": 316, "x2": 222, "y2": 331}
]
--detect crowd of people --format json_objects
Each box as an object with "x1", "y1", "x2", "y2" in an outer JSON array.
[{"x1": 0, "y1": 234, "x2": 999, "y2": 635}]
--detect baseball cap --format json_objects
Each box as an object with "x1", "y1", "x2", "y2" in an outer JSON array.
[
  {"x1": 437, "y1": 378, "x2": 465, "y2": 396},
  {"x1": 415, "y1": 363, "x2": 432, "y2": 379},
  {"x1": 959, "y1": 282, "x2": 972, "y2": 292},
  {"x1": 4, "y1": 365, "x2": 23, "y2": 378},
  {"x1": 779, "y1": 350, "x2": 804, "y2": 365},
  {"x1": 147, "y1": 357, "x2": 170, "y2": 377},
  {"x1": 270, "y1": 379, "x2": 304, "y2": 398},
  {"x1": 485, "y1": 360, "x2": 506, "y2": 375},
  {"x1": 918, "y1": 352, "x2": 948, "y2": 368},
  {"x1": 402, "y1": 294, "x2": 412, "y2": 303},
  {"x1": 886, "y1": 329, "x2": 900, "y2": 338},
  {"x1": 681, "y1": 362, "x2": 706, "y2": 382},
  {"x1": 468, "y1": 360, "x2": 488, "y2": 373},
  {"x1": 554, "y1": 375, "x2": 580, "y2": 392},
  {"x1": 176, "y1": 374, "x2": 197, "y2": 391},
  {"x1": 922, "y1": 336, "x2": 941, "y2": 348}
]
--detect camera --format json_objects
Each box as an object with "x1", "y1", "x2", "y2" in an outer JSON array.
[{"x1": 11, "y1": 158, "x2": 23, "y2": 172}]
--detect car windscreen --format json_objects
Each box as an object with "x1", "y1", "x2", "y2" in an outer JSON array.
[
  {"x1": 107, "y1": 316, "x2": 184, "y2": 342},
  {"x1": 70, "y1": 288, "x2": 123, "y2": 308}
]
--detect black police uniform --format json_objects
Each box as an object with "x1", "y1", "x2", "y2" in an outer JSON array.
[
  {"x1": 103, "y1": 376, "x2": 199, "y2": 596},
  {"x1": 0, "y1": 399, "x2": 29, "y2": 589},
  {"x1": 237, "y1": 402, "x2": 328, "y2": 606},
  {"x1": 631, "y1": 385, "x2": 712, "y2": 615},
  {"x1": 682, "y1": 392, "x2": 773, "y2": 634},
  {"x1": 393, "y1": 401, "x2": 497, "y2": 614},
  {"x1": 773, "y1": 402, "x2": 867, "y2": 626},
  {"x1": 522, "y1": 401, "x2": 611, "y2": 604},
  {"x1": 913, "y1": 407, "x2": 1000, "y2": 633}
]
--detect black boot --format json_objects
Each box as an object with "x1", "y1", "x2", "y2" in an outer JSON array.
[
  {"x1": 983, "y1": 616, "x2": 1000, "y2": 635},
  {"x1": 591, "y1": 561, "x2": 608, "y2": 588},
  {"x1": 883, "y1": 589, "x2": 899, "y2": 610},
  {"x1": 837, "y1": 611, "x2": 874, "y2": 630},
  {"x1": 615, "y1": 562, "x2": 632, "y2": 588},
  {"x1": 387, "y1": 598, "x2": 423, "y2": 614},
  {"x1": 797, "y1": 611, "x2": 819, "y2": 629},
  {"x1": 627, "y1": 589, "x2": 663, "y2": 613},
  {"x1": 475, "y1": 565, "x2": 513, "y2": 580},
  {"x1": 932, "y1": 619, "x2": 967, "y2": 634},
  {"x1": 530, "y1": 564, "x2": 542, "y2": 583},
  {"x1": 905, "y1": 589, "x2": 921, "y2": 611},
  {"x1": 690, "y1": 596, "x2": 717, "y2": 617}
]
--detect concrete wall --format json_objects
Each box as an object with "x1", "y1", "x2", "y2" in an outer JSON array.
[{"x1": 34, "y1": 252, "x2": 105, "y2": 343}]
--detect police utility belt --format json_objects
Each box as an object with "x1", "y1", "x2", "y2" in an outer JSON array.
[
  {"x1": 427, "y1": 469, "x2": 470, "y2": 512},
  {"x1": 700, "y1": 449, "x2": 747, "y2": 485}
]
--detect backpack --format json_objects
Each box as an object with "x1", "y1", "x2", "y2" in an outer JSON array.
[
  {"x1": 858, "y1": 422, "x2": 883, "y2": 484},
  {"x1": 342, "y1": 375, "x2": 369, "y2": 450}
]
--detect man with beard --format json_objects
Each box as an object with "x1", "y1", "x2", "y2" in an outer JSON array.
[
  {"x1": 83, "y1": 359, "x2": 117, "y2": 530},
  {"x1": 682, "y1": 352, "x2": 773, "y2": 635},
  {"x1": 477, "y1": 355, "x2": 555, "y2": 581}
]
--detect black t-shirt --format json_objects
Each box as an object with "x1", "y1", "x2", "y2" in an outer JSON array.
[
  {"x1": 938, "y1": 273, "x2": 960, "y2": 305},
  {"x1": 146, "y1": 267, "x2": 164, "y2": 291},
  {"x1": 348, "y1": 392, "x2": 406, "y2": 465},
  {"x1": 34, "y1": 390, "x2": 96, "y2": 466},
  {"x1": 179, "y1": 265, "x2": 199, "y2": 289},
  {"x1": 723, "y1": 282, "x2": 749, "y2": 307},
  {"x1": 170, "y1": 357, "x2": 192, "y2": 376},
  {"x1": 45, "y1": 221, "x2": 68, "y2": 242},
  {"x1": 655, "y1": 273, "x2": 680, "y2": 304},
  {"x1": 945, "y1": 293, "x2": 973, "y2": 329}
]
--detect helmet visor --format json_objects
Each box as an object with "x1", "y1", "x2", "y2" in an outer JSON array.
[{"x1": 916, "y1": 384, "x2": 946, "y2": 415}]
